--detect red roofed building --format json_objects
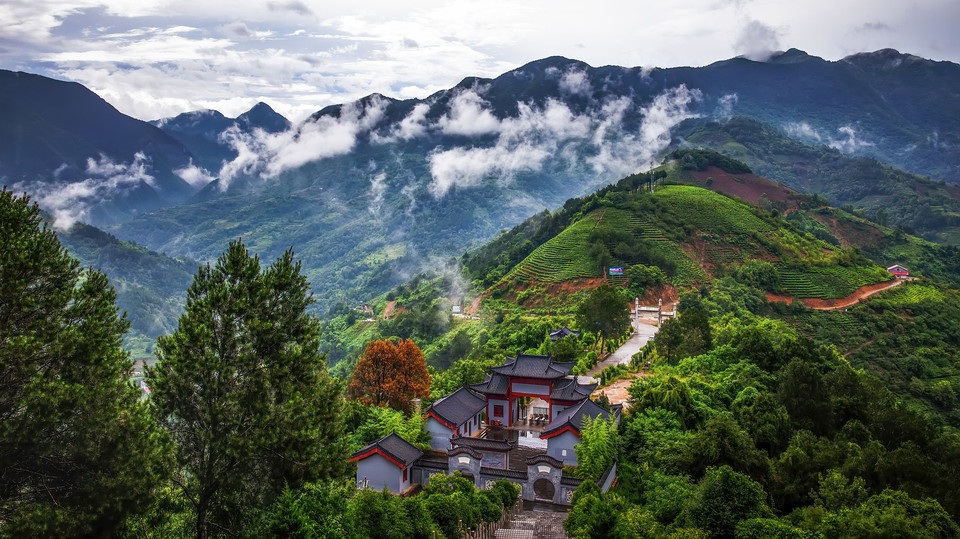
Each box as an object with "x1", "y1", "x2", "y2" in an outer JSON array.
[{"x1": 887, "y1": 264, "x2": 910, "y2": 279}]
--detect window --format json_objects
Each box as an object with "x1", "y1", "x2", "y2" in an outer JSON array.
[
  {"x1": 493, "y1": 405, "x2": 504, "y2": 417},
  {"x1": 561, "y1": 449, "x2": 567, "y2": 457},
  {"x1": 403, "y1": 468, "x2": 407, "y2": 482}
]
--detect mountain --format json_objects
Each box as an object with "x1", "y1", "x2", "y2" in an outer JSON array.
[
  {"x1": 0, "y1": 70, "x2": 199, "y2": 227},
  {"x1": 672, "y1": 116, "x2": 960, "y2": 244},
  {"x1": 113, "y1": 49, "x2": 960, "y2": 316},
  {"x1": 56, "y1": 222, "x2": 197, "y2": 362},
  {"x1": 150, "y1": 102, "x2": 291, "y2": 174}
]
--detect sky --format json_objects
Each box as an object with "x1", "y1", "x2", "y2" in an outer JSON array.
[{"x1": 2, "y1": 0, "x2": 959, "y2": 122}]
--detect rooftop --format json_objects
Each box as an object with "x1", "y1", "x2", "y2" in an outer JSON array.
[
  {"x1": 425, "y1": 387, "x2": 486, "y2": 427},
  {"x1": 350, "y1": 431, "x2": 423, "y2": 467},
  {"x1": 541, "y1": 399, "x2": 617, "y2": 439},
  {"x1": 490, "y1": 354, "x2": 576, "y2": 380}
]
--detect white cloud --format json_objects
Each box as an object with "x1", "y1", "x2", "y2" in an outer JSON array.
[
  {"x1": 733, "y1": 19, "x2": 782, "y2": 61},
  {"x1": 174, "y1": 160, "x2": 215, "y2": 188},
  {"x1": 438, "y1": 89, "x2": 501, "y2": 136},
  {"x1": 15, "y1": 152, "x2": 156, "y2": 229},
  {"x1": 784, "y1": 121, "x2": 822, "y2": 141},
  {"x1": 373, "y1": 102, "x2": 431, "y2": 142},
  {"x1": 427, "y1": 97, "x2": 592, "y2": 197},
  {"x1": 427, "y1": 86, "x2": 699, "y2": 197},
  {"x1": 368, "y1": 172, "x2": 387, "y2": 214},
  {"x1": 559, "y1": 68, "x2": 592, "y2": 96},
  {"x1": 215, "y1": 95, "x2": 389, "y2": 186},
  {"x1": 715, "y1": 93, "x2": 738, "y2": 120},
  {"x1": 829, "y1": 125, "x2": 874, "y2": 153}
]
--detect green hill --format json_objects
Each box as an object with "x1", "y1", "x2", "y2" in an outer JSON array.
[
  {"x1": 480, "y1": 159, "x2": 892, "y2": 311},
  {"x1": 674, "y1": 117, "x2": 960, "y2": 244}
]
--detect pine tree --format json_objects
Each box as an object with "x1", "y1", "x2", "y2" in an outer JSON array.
[
  {"x1": 147, "y1": 240, "x2": 347, "y2": 539},
  {"x1": 0, "y1": 189, "x2": 168, "y2": 535}
]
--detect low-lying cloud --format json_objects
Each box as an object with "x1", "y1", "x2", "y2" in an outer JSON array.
[
  {"x1": 16, "y1": 152, "x2": 156, "y2": 229},
  {"x1": 829, "y1": 125, "x2": 874, "y2": 153},
  {"x1": 217, "y1": 96, "x2": 389, "y2": 187}
]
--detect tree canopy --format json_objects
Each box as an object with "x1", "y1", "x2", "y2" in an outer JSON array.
[
  {"x1": 148, "y1": 239, "x2": 347, "y2": 538},
  {"x1": 349, "y1": 338, "x2": 431, "y2": 412},
  {"x1": 0, "y1": 189, "x2": 167, "y2": 536},
  {"x1": 575, "y1": 285, "x2": 631, "y2": 354}
]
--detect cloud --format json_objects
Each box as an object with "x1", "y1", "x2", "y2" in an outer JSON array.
[
  {"x1": 427, "y1": 86, "x2": 700, "y2": 197},
  {"x1": 783, "y1": 121, "x2": 822, "y2": 141},
  {"x1": 373, "y1": 102, "x2": 431, "y2": 142},
  {"x1": 715, "y1": 93, "x2": 738, "y2": 120},
  {"x1": 15, "y1": 152, "x2": 156, "y2": 229},
  {"x1": 368, "y1": 172, "x2": 387, "y2": 215},
  {"x1": 733, "y1": 19, "x2": 781, "y2": 61},
  {"x1": 216, "y1": 95, "x2": 389, "y2": 187},
  {"x1": 588, "y1": 85, "x2": 702, "y2": 176},
  {"x1": 427, "y1": 97, "x2": 592, "y2": 197},
  {"x1": 829, "y1": 125, "x2": 874, "y2": 153},
  {"x1": 559, "y1": 68, "x2": 592, "y2": 96},
  {"x1": 174, "y1": 160, "x2": 216, "y2": 188},
  {"x1": 267, "y1": 1, "x2": 312, "y2": 16},
  {"x1": 438, "y1": 89, "x2": 501, "y2": 136},
  {"x1": 220, "y1": 22, "x2": 272, "y2": 39}
]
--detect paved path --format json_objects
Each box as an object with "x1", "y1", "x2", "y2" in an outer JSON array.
[{"x1": 586, "y1": 320, "x2": 659, "y2": 378}]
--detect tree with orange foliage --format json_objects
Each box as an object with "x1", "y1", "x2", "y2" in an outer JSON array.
[{"x1": 349, "y1": 339, "x2": 430, "y2": 412}]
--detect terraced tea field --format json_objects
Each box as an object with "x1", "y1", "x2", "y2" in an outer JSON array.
[
  {"x1": 778, "y1": 265, "x2": 892, "y2": 299},
  {"x1": 656, "y1": 185, "x2": 775, "y2": 235},
  {"x1": 501, "y1": 211, "x2": 603, "y2": 284}
]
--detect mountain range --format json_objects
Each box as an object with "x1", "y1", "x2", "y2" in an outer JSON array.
[{"x1": 3, "y1": 48, "x2": 960, "y2": 359}]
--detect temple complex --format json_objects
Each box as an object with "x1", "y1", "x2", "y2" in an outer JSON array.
[{"x1": 350, "y1": 353, "x2": 620, "y2": 505}]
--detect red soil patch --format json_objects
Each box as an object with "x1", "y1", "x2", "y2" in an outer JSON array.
[
  {"x1": 592, "y1": 372, "x2": 654, "y2": 409},
  {"x1": 382, "y1": 300, "x2": 408, "y2": 319},
  {"x1": 767, "y1": 279, "x2": 902, "y2": 310},
  {"x1": 689, "y1": 167, "x2": 801, "y2": 209},
  {"x1": 465, "y1": 296, "x2": 483, "y2": 315},
  {"x1": 810, "y1": 213, "x2": 885, "y2": 249}
]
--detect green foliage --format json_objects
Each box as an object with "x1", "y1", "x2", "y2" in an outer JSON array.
[
  {"x1": 667, "y1": 149, "x2": 753, "y2": 174},
  {"x1": 679, "y1": 117, "x2": 960, "y2": 244},
  {"x1": 148, "y1": 240, "x2": 347, "y2": 538},
  {"x1": 684, "y1": 466, "x2": 774, "y2": 539},
  {"x1": 682, "y1": 413, "x2": 770, "y2": 483},
  {"x1": 0, "y1": 189, "x2": 169, "y2": 536},
  {"x1": 575, "y1": 416, "x2": 620, "y2": 481},
  {"x1": 818, "y1": 489, "x2": 960, "y2": 538},
  {"x1": 628, "y1": 263, "x2": 667, "y2": 297},
  {"x1": 657, "y1": 306, "x2": 713, "y2": 363},
  {"x1": 576, "y1": 285, "x2": 631, "y2": 354},
  {"x1": 347, "y1": 406, "x2": 431, "y2": 452}
]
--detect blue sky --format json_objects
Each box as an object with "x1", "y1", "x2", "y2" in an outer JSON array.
[{"x1": 2, "y1": 0, "x2": 958, "y2": 121}]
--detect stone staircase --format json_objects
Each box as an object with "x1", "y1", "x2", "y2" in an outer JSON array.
[{"x1": 494, "y1": 506, "x2": 569, "y2": 539}]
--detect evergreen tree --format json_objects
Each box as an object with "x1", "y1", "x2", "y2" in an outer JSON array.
[
  {"x1": 148, "y1": 240, "x2": 347, "y2": 539},
  {"x1": 575, "y1": 285, "x2": 631, "y2": 355},
  {"x1": 0, "y1": 189, "x2": 168, "y2": 535}
]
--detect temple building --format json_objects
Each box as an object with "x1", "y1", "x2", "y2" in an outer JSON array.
[
  {"x1": 470, "y1": 353, "x2": 598, "y2": 424},
  {"x1": 350, "y1": 352, "x2": 620, "y2": 503}
]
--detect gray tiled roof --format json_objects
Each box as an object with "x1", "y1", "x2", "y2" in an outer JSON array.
[
  {"x1": 540, "y1": 399, "x2": 614, "y2": 438},
  {"x1": 470, "y1": 373, "x2": 509, "y2": 395},
  {"x1": 448, "y1": 446, "x2": 483, "y2": 460},
  {"x1": 490, "y1": 354, "x2": 575, "y2": 380},
  {"x1": 351, "y1": 431, "x2": 423, "y2": 466},
  {"x1": 550, "y1": 378, "x2": 597, "y2": 402},
  {"x1": 425, "y1": 387, "x2": 486, "y2": 427},
  {"x1": 452, "y1": 436, "x2": 515, "y2": 452},
  {"x1": 550, "y1": 327, "x2": 581, "y2": 341}
]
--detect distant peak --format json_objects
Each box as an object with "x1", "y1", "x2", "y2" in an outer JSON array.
[
  {"x1": 765, "y1": 48, "x2": 822, "y2": 64},
  {"x1": 842, "y1": 48, "x2": 928, "y2": 68}
]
